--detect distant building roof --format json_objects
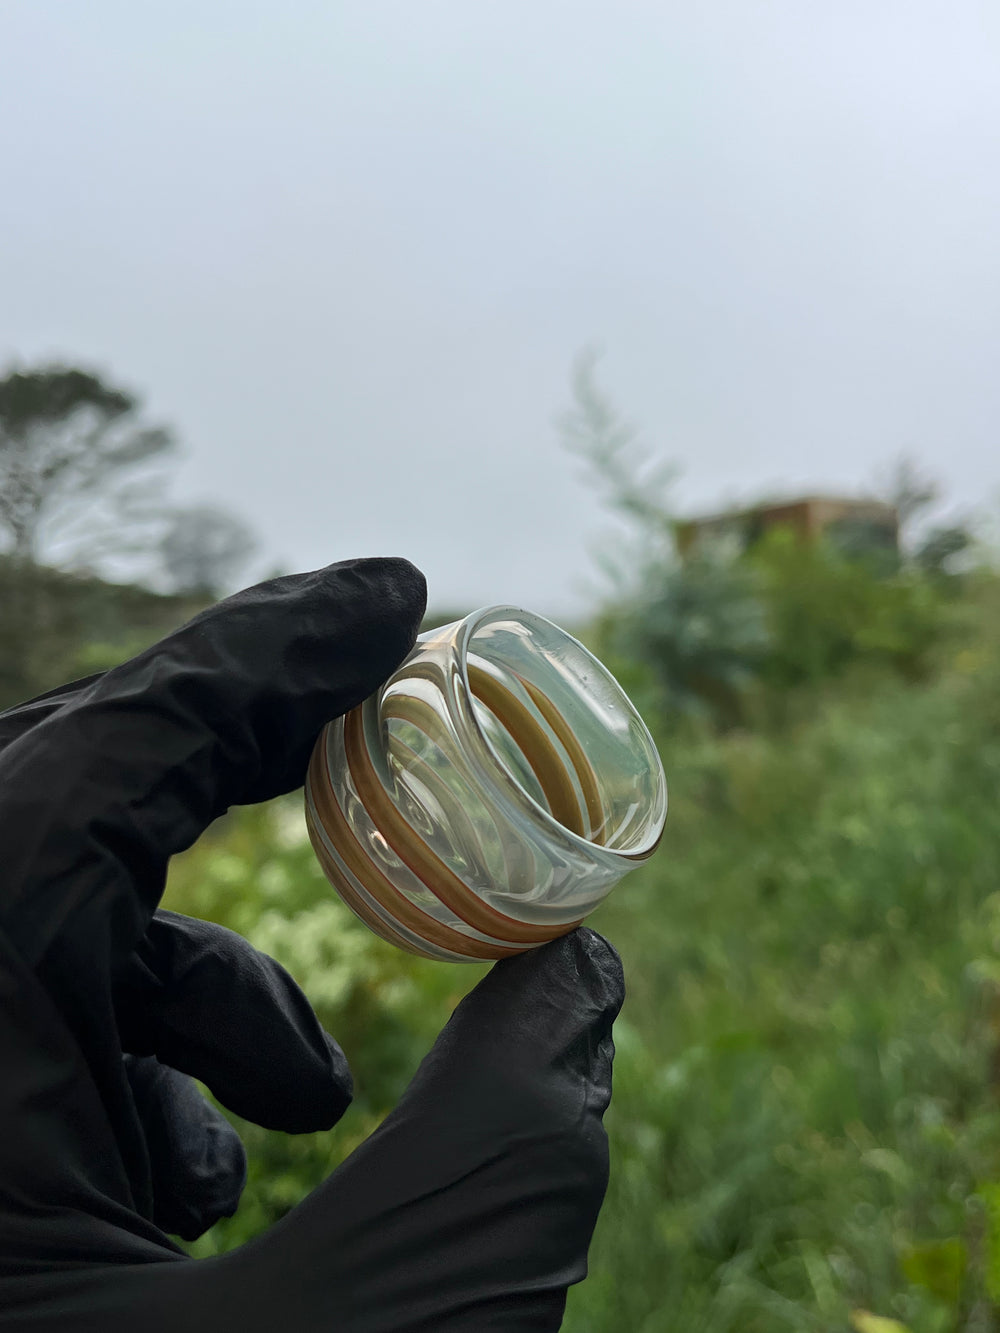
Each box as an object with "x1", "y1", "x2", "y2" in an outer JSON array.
[{"x1": 676, "y1": 495, "x2": 899, "y2": 556}]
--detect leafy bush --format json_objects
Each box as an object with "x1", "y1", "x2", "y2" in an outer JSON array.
[
  {"x1": 751, "y1": 529, "x2": 946, "y2": 694},
  {"x1": 614, "y1": 554, "x2": 771, "y2": 725},
  {"x1": 158, "y1": 577, "x2": 1000, "y2": 1333},
  {"x1": 557, "y1": 355, "x2": 957, "y2": 731},
  {"x1": 565, "y1": 585, "x2": 1000, "y2": 1331}
]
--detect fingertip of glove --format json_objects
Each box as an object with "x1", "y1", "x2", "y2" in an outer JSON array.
[
  {"x1": 267, "y1": 1030, "x2": 354, "y2": 1134},
  {"x1": 313, "y1": 1031, "x2": 355, "y2": 1130},
  {"x1": 559, "y1": 927, "x2": 626, "y2": 1017},
  {"x1": 489, "y1": 927, "x2": 625, "y2": 1019},
  {"x1": 358, "y1": 555, "x2": 428, "y2": 647},
  {"x1": 334, "y1": 554, "x2": 425, "y2": 604},
  {"x1": 315, "y1": 556, "x2": 427, "y2": 676}
]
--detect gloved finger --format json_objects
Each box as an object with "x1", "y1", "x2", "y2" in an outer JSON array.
[
  {"x1": 0, "y1": 556, "x2": 426, "y2": 973},
  {"x1": 0, "y1": 671, "x2": 106, "y2": 753},
  {"x1": 0, "y1": 929, "x2": 623, "y2": 1329},
  {"x1": 116, "y1": 910, "x2": 352, "y2": 1133},
  {"x1": 0, "y1": 557, "x2": 423, "y2": 1218},
  {"x1": 124, "y1": 1054, "x2": 247, "y2": 1242},
  {"x1": 402, "y1": 923, "x2": 623, "y2": 1132},
  {"x1": 222, "y1": 927, "x2": 625, "y2": 1332}
]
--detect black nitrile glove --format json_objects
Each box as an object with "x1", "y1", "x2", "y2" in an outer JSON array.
[{"x1": 0, "y1": 557, "x2": 625, "y2": 1333}]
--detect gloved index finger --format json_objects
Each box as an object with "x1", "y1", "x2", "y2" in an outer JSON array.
[
  {"x1": 0, "y1": 671, "x2": 107, "y2": 754},
  {"x1": 0, "y1": 556, "x2": 426, "y2": 974}
]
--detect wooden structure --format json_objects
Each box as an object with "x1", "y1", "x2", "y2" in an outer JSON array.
[{"x1": 675, "y1": 496, "x2": 899, "y2": 558}]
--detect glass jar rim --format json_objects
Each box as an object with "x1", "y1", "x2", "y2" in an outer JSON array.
[{"x1": 407, "y1": 604, "x2": 667, "y2": 862}]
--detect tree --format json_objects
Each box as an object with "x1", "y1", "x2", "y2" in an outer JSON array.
[
  {"x1": 0, "y1": 363, "x2": 174, "y2": 570},
  {"x1": 159, "y1": 505, "x2": 259, "y2": 597},
  {"x1": 915, "y1": 525, "x2": 972, "y2": 576},
  {"x1": 557, "y1": 350, "x2": 768, "y2": 722},
  {"x1": 877, "y1": 456, "x2": 974, "y2": 576},
  {"x1": 556, "y1": 347, "x2": 677, "y2": 575},
  {"x1": 878, "y1": 456, "x2": 939, "y2": 553},
  {"x1": 0, "y1": 360, "x2": 266, "y2": 707}
]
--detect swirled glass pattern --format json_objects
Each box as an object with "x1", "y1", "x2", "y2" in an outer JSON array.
[{"x1": 305, "y1": 607, "x2": 667, "y2": 960}]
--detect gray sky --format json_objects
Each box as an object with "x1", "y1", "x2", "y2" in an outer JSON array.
[{"x1": 2, "y1": 1, "x2": 998, "y2": 617}]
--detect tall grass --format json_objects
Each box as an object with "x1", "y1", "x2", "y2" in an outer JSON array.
[
  {"x1": 567, "y1": 586, "x2": 1000, "y2": 1332},
  {"x1": 165, "y1": 580, "x2": 1000, "y2": 1332}
]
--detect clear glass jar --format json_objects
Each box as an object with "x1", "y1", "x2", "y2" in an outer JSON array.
[{"x1": 305, "y1": 606, "x2": 666, "y2": 961}]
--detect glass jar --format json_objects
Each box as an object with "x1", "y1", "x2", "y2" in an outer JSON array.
[{"x1": 305, "y1": 606, "x2": 666, "y2": 961}]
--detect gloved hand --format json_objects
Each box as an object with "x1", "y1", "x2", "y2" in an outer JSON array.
[{"x1": 0, "y1": 557, "x2": 625, "y2": 1333}]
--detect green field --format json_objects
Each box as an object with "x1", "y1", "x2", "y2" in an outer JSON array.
[{"x1": 158, "y1": 569, "x2": 1000, "y2": 1332}]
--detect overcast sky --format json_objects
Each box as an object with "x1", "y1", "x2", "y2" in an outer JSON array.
[{"x1": 2, "y1": 2, "x2": 998, "y2": 616}]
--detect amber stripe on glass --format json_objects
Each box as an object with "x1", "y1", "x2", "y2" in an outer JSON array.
[
  {"x1": 307, "y1": 740, "x2": 524, "y2": 959},
  {"x1": 343, "y1": 706, "x2": 579, "y2": 946}
]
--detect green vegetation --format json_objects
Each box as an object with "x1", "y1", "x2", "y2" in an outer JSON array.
[
  {"x1": 0, "y1": 556, "x2": 209, "y2": 706},
  {"x1": 568, "y1": 576, "x2": 1000, "y2": 1332},
  {"x1": 5, "y1": 356, "x2": 998, "y2": 1328},
  {"x1": 154, "y1": 561, "x2": 1000, "y2": 1332},
  {"x1": 0, "y1": 361, "x2": 259, "y2": 705}
]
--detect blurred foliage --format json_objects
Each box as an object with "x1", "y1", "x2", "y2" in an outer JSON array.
[
  {"x1": 612, "y1": 553, "x2": 772, "y2": 725},
  {"x1": 0, "y1": 555, "x2": 208, "y2": 708},
  {"x1": 750, "y1": 530, "x2": 948, "y2": 695},
  {"x1": 557, "y1": 346, "x2": 677, "y2": 557},
  {"x1": 562, "y1": 574, "x2": 1000, "y2": 1331},
  {"x1": 558, "y1": 354, "x2": 973, "y2": 732},
  {"x1": 0, "y1": 361, "x2": 260, "y2": 699},
  {"x1": 917, "y1": 528, "x2": 974, "y2": 578},
  {"x1": 587, "y1": 524, "x2": 958, "y2": 733},
  {"x1": 3, "y1": 361, "x2": 1000, "y2": 1327},
  {"x1": 0, "y1": 362, "x2": 175, "y2": 568},
  {"x1": 157, "y1": 566, "x2": 1000, "y2": 1332},
  {"x1": 158, "y1": 504, "x2": 260, "y2": 598}
]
